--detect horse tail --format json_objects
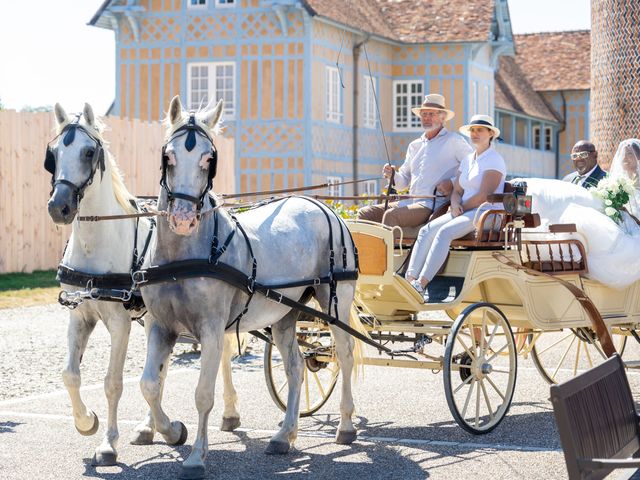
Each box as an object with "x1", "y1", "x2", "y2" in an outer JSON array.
[{"x1": 348, "y1": 305, "x2": 368, "y2": 380}]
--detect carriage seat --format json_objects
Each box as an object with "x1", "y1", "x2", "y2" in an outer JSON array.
[
  {"x1": 520, "y1": 223, "x2": 588, "y2": 274},
  {"x1": 396, "y1": 201, "x2": 450, "y2": 245},
  {"x1": 398, "y1": 182, "x2": 518, "y2": 247}
]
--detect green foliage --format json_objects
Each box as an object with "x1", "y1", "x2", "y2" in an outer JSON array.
[
  {"x1": 0, "y1": 270, "x2": 59, "y2": 292},
  {"x1": 324, "y1": 199, "x2": 359, "y2": 219},
  {"x1": 20, "y1": 105, "x2": 53, "y2": 113}
]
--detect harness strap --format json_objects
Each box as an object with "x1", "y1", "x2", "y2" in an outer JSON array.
[
  {"x1": 133, "y1": 258, "x2": 381, "y2": 351},
  {"x1": 134, "y1": 218, "x2": 156, "y2": 271},
  {"x1": 57, "y1": 265, "x2": 133, "y2": 290}
]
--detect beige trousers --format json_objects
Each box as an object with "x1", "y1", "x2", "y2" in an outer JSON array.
[{"x1": 356, "y1": 201, "x2": 432, "y2": 227}]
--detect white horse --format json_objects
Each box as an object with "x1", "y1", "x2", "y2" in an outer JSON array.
[
  {"x1": 137, "y1": 95, "x2": 359, "y2": 479},
  {"x1": 45, "y1": 103, "x2": 242, "y2": 466}
]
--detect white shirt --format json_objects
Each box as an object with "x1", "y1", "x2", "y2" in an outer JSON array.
[
  {"x1": 394, "y1": 128, "x2": 473, "y2": 204},
  {"x1": 458, "y1": 147, "x2": 507, "y2": 204}
]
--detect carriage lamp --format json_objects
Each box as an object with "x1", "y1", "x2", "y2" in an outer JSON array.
[{"x1": 503, "y1": 181, "x2": 532, "y2": 219}]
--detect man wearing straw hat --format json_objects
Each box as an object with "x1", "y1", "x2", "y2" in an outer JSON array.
[{"x1": 357, "y1": 93, "x2": 472, "y2": 227}]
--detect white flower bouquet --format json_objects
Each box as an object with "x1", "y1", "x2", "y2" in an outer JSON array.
[{"x1": 591, "y1": 175, "x2": 636, "y2": 224}]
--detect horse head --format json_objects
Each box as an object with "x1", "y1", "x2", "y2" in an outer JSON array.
[
  {"x1": 45, "y1": 103, "x2": 106, "y2": 224},
  {"x1": 161, "y1": 95, "x2": 223, "y2": 236}
]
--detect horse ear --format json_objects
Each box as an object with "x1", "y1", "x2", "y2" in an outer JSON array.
[
  {"x1": 83, "y1": 103, "x2": 95, "y2": 127},
  {"x1": 169, "y1": 96, "x2": 183, "y2": 125},
  {"x1": 202, "y1": 99, "x2": 224, "y2": 130},
  {"x1": 54, "y1": 103, "x2": 68, "y2": 126}
]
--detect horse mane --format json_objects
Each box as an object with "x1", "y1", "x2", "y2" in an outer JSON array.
[{"x1": 55, "y1": 114, "x2": 138, "y2": 214}]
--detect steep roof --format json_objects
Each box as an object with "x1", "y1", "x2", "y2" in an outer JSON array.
[
  {"x1": 495, "y1": 56, "x2": 560, "y2": 123},
  {"x1": 514, "y1": 30, "x2": 591, "y2": 91},
  {"x1": 374, "y1": 0, "x2": 496, "y2": 43},
  {"x1": 304, "y1": 0, "x2": 497, "y2": 43}
]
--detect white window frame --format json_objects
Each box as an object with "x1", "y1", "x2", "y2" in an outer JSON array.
[
  {"x1": 363, "y1": 179, "x2": 377, "y2": 196},
  {"x1": 325, "y1": 66, "x2": 343, "y2": 124},
  {"x1": 393, "y1": 80, "x2": 423, "y2": 132},
  {"x1": 533, "y1": 126, "x2": 541, "y2": 150},
  {"x1": 471, "y1": 81, "x2": 478, "y2": 115},
  {"x1": 363, "y1": 75, "x2": 377, "y2": 129},
  {"x1": 187, "y1": 61, "x2": 236, "y2": 119},
  {"x1": 327, "y1": 176, "x2": 343, "y2": 197},
  {"x1": 544, "y1": 126, "x2": 553, "y2": 151},
  {"x1": 483, "y1": 84, "x2": 490, "y2": 114},
  {"x1": 215, "y1": 0, "x2": 235, "y2": 7},
  {"x1": 187, "y1": 0, "x2": 207, "y2": 9}
]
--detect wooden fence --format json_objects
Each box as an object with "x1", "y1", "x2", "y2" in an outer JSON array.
[{"x1": 0, "y1": 110, "x2": 235, "y2": 274}]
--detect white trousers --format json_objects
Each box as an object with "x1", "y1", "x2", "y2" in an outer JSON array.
[{"x1": 405, "y1": 209, "x2": 480, "y2": 282}]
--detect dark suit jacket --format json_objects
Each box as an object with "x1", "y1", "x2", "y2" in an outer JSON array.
[{"x1": 562, "y1": 164, "x2": 607, "y2": 189}]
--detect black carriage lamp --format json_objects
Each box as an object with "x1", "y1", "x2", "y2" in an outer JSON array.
[
  {"x1": 503, "y1": 181, "x2": 532, "y2": 219},
  {"x1": 487, "y1": 181, "x2": 533, "y2": 250}
]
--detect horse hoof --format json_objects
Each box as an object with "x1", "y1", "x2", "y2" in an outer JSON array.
[
  {"x1": 130, "y1": 429, "x2": 155, "y2": 445},
  {"x1": 265, "y1": 440, "x2": 290, "y2": 455},
  {"x1": 92, "y1": 451, "x2": 117, "y2": 467},
  {"x1": 220, "y1": 416, "x2": 241, "y2": 432},
  {"x1": 179, "y1": 465, "x2": 205, "y2": 480},
  {"x1": 76, "y1": 411, "x2": 99, "y2": 436},
  {"x1": 167, "y1": 421, "x2": 188, "y2": 446},
  {"x1": 336, "y1": 430, "x2": 357, "y2": 445}
]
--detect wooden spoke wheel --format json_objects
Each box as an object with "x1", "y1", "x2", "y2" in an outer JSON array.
[
  {"x1": 530, "y1": 328, "x2": 627, "y2": 385},
  {"x1": 443, "y1": 303, "x2": 517, "y2": 435},
  {"x1": 264, "y1": 328, "x2": 339, "y2": 417}
]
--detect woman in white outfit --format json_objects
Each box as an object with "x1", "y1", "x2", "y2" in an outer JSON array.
[
  {"x1": 609, "y1": 138, "x2": 640, "y2": 217},
  {"x1": 405, "y1": 115, "x2": 506, "y2": 294}
]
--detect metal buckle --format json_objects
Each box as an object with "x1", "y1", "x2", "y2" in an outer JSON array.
[
  {"x1": 247, "y1": 277, "x2": 255, "y2": 294},
  {"x1": 132, "y1": 270, "x2": 148, "y2": 285},
  {"x1": 313, "y1": 278, "x2": 321, "y2": 286},
  {"x1": 267, "y1": 290, "x2": 283, "y2": 303}
]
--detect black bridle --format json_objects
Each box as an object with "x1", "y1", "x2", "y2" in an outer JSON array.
[
  {"x1": 44, "y1": 116, "x2": 106, "y2": 202},
  {"x1": 160, "y1": 113, "x2": 218, "y2": 215}
]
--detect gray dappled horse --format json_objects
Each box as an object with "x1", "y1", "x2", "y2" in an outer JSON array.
[
  {"x1": 138, "y1": 95, "x2": 359, "y2": 479},
  {"x1": 45, "y1": 103, "x2": 242, "y2": 466}
]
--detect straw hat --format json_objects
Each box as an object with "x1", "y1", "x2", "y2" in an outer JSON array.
[
  {"x1": 459, "y1": 114, "x2": 501, "y2": 138},
  {"x1": 411, "y1": 94, "x2": 455, "y2": 121}
]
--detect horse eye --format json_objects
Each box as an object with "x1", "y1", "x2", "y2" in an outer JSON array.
[{"x1": 86, "y1": 149, "x2": 95, "y2": 158}]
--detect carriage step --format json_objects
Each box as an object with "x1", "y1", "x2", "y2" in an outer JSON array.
[
  {"x1": 624, "y1": 360, "x2": 640, "y2": 370},
  {"x1": 424, "y1": 276, "x2": 465, "y2": 304}
]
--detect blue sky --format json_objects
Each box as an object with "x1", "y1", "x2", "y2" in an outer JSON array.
[{"x1": 0, "y1": 0, "x2": 590, "y2": 115}]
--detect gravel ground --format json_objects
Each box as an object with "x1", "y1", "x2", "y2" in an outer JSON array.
[
  {"x1": 0, "y1": 303, "x2": 265, "y2": 401},
  {"x1": 3, "y1": 302, "x2": 640, "y2": 479}
]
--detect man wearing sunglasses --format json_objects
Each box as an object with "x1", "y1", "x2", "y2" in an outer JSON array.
[{"x1": 562, "y1": 140, "x2": 606, "y2": 188}]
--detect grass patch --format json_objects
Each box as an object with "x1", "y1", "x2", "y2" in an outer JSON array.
[
  {"x1": 0, "y1": 287, "x2": 60, "y2": 309},
  {"x1": 0, "y1": 270, "x2": 59, "y2": 292},
  {"x1": 0, "y1": 270, "x2": 60, "y2": 309}
]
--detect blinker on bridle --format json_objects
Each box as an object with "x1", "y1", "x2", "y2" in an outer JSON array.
[
  {"x1": 160, "y1": 113, "x2": 218, "y2": 215},
  {"x1": 44, "y1": 115, "x2": 106, "y2": 203}
]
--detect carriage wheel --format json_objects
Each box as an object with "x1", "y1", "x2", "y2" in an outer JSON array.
[
  {"x1": 443, "y1": 303, "x2": 517, "y2": 435},
  {"x1": 529, "y1": 328, "x2": 627, "y2": 385},
  {"x1": 264, "y1": 328, "x2": 339, "y2": 417}
]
